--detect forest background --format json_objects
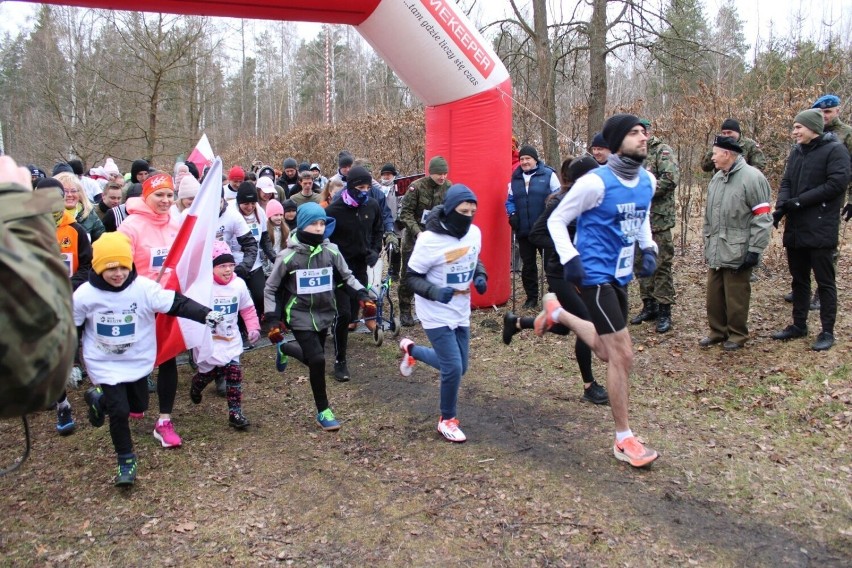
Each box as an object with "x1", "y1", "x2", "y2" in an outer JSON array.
[{"x1": 0, "y1": 0, "x2": 850, "y2": 242}]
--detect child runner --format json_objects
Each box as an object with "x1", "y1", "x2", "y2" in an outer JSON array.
[
  {"x1": 78, "y1": 233, "x2": 223, "y2": 486},
  {"x1": 189, "y1": 241, "x2": 259, "y2": 429},
  {"x1": 263, "y1": 198, "x2": 288, "y2": 276},
  {"x1": 264, "y1": 203, "x2": 373, "y2": 432},
  {"x1": 398, "y1": 185, "x2": 487, "y2": 443}
]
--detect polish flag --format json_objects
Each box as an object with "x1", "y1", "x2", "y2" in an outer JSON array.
[
  {"x1": 154, "y1": 158, "x2": 222, "y2": 365},
  {"x1": 186, "y1": 133, "x2": 214, "y2": 173}
]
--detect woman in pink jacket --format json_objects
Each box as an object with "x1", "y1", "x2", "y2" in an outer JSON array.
[{"x1": 118, "y1": 172, "x2": 184, "y2": 448}]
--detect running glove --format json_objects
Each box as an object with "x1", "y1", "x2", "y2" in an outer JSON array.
[
  {"x1": 474, "y1": 275, "x2": 487, "y2": 294},
  {"x1": 430, "y1": 286, "x2": 455, "y2": 304},
  {"x1": 562, "y1": 256, "x2": 586, "y2": 285},
  {"x1": 247, "y1": 329, "x2": 261, "y2": 344},
  {"x1": 638, "y1": 248, "x2": 657, "y2": 278},
  {"x1": 205, "y1": 310, "x2": 225, "y2": 328},
  {"x1": 360, "y1": 300, "x2": 377, "y2": 319}
]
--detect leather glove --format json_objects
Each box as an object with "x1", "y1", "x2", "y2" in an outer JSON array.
[
  {"x1": 772, "y1": 208, "x2": 784, "y2": 229},
  {"x1": 474, "y1": 275, "x2": 487, "y2": 295},
  {"x1": 508, "y1": 213, "x2": 520, "y2": 232},
  {"x1": 205, "y1": 310, "x2": 225, "y2": 329},
  {"x1": 429, "y1": 286, "x2": 455, "y2": 304},
  {"x1": 562, "y1": 256, "x2": 586, "y2": 285},
  {"x1": 235, "y1": 265, "x2": 249, "y2": 279},
  {"x1": 360, "y1": 300, "x2": 377, "y2": 319},
  {"x1": 782, "y1": 199, "x2": 801, "y2": 213},
  {"x1": 638, "y1": 248, "x2": 657, "y2": 278},
  {"x1": 365, "y1": 250, "x2": 379, "y2": 267},
  {"x1": 247, "y1": 329, "x2": 261, "y2": 344},
  {"x1": 843, "y1": 203, "x2": 852, "y2": 222},
  {"x1": 384, "y1": 232, "x2": 399, "y2": 249},
  {"x1": 735, "y1": 251, "x2": 759, "y2": 273}
]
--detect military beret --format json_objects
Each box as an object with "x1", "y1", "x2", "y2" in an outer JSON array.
[
  {"x1": 812, "y1": 94, "x2": 840, "y2": 109},
  {"x1": 713, "y1": 135, "x2": 743, "y2": 154}
]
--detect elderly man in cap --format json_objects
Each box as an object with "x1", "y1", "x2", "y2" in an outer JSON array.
[
  {"x1": 506, "y1": 144, "x2": 561, "y2": 309},
  {"x1": 542, "y1": 113, "x2": 659, "y2": 468},
  {"x1": 700, "y1": 136, "x2": 773, "y2": 351},
  {"x1": 771, "y1": 109, "x2": 850, "y2": 351},
  {"x1": 701, "y1": 118, "x2": 766, "y2": 172}
]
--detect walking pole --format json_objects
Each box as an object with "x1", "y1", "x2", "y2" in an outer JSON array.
[{"x1": 511, "y1": 229, "x2": 517, "y2": 312}]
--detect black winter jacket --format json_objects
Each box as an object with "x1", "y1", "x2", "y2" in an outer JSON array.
[
  {"x1": 324, "y1": 197, "x2": 383, "y2": 270},
  {"x1": 777, "y1": 135, "x2": 851, "y2": 249},
  {"x1": 528, "y1": 193, "x2": 574, "y2": 280}
]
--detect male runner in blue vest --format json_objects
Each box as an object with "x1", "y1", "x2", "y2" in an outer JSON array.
[{"x1": 538, "y1": 114, "x2": 660, "y2": 468}]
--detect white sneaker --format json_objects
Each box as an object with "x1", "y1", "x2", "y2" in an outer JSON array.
[
  {"x1": 66, "y1": 366, "x2": 83, "y2": 389},
  {"x1": 399, "y1": 338, "x2": 416, "y2": 377},
  {"x1": 437, "y1": 417, "x2": 467, "y2": 443}
]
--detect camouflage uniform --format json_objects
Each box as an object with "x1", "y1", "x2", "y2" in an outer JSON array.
[
  {"x1": 397, "y1": 175, "x2": 452, "y2": 316},
  {"x1": 0, "y1": 182, "x2": 76, "y2": 418},
  {"x1": 701, "y1": 136, "x2": 766, "y2": 172},
  {"x1": 634, "y1": 136, "x2": 679, "y2": 306},
  {"x1": 824, "y1": 117, "x2": 852, "y2": 199}
]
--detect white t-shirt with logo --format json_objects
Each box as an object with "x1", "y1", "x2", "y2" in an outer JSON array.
[
  {"x1": 408, "y1": 225, "x2": 481, "y2": 330},
  {"x1": 195, "y1": 275, "x2": 254, "y2": 372},
  {"x1": 73, "y1": 276, "x2": 176, "y2": 385},
  {"x1": 217, "y1": 204, "x2": 252, "y2": 265}
]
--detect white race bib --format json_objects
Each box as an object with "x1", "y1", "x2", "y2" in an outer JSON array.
[
  {"x1": 150, "y1": 246, "x2": 170, "y2": 270},
  {"x1": 615, "y1": 245, "x2": 634, "y2": 279},
  {"x1": 445, "y1": 259, "x2": 476, "y2": 286},
  {"x1": 247, "y1": 221, "x2": 260, "y2": 239},
  {"x1": 61, "y1": 252, "x2": 73, "y2": 277},
  {"x1": 420, "y1": 209, "x2": 431, "y2": 224},
  {"x1": 296, "y1": 267, "x2": 333, "y2": 294},
  {"x1": 95, "y1": 312, "x2": 137, "y2": 346}
]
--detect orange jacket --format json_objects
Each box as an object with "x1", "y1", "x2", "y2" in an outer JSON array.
[{"x1": 56, "y1": 210, "x2": 92, "y2": 289}]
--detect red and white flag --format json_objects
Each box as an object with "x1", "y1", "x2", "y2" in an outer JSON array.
[
  {"x1": 186, "y1": 133, "x2": 214, "y2": 173},
  {"x1": 155, "y1": 158, "x2": 222, "y2": 365}
]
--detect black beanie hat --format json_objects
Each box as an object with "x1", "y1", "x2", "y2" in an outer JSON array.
[
  {"x1": 184, "y1": 160, "x2": 200, "y2": 180},
  {"x1": 591, "y1": 132, "x2": 607, "y2": 148},
  {"x1": 518, "y1": 145, "x2": 539, "y2": 161},
  {"x1": 52, "y1": 162, "x2": 73, "y2": 176},
  {"x1": 338, "y1": 151, "x2": 354, "y2": 169},
  {"x1": 720, "y1": 118, "x2": 741, "y2": 134},
  {"x1": 126, "y1": 182, "x2": 143, "y2": 199},
  {"x1": 346, "y1": 166, "x2": 372, "y2": 189},
  {"x1": 130, "y1": 159, "x2": 149, "y2": 182},
  {"x1": 282, "y1": 198, "x2": 298, "y2": 212},
  {"x1": 565, "y1": 156, "x2": 600, "y2": 184},
  {"x1": 236, "y1": 181, "x2": 258, "y2": 204},
  {"x1": 380, "y1": 163, "x2": 398, "y2": 176},
  {"x1": 36, "y1": 177, "x2": 65, "y2": 196},
  {"x1": 298, "y1": 161, "x2": 310, "y2": 172},
  {"x1": 713, "y1": 135, "x2": 743, "y2": 154},
  {"x1": 67, "y1": 158, "x2": 85, "y2": 176},
  {"x1": 602, "y1": 113, "x2": 642, "y2": 153}
]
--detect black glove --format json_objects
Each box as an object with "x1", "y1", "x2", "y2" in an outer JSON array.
[
  {"x1": 782, "y1": 199, "x2": 801, "y2": 213},
  {"x1": 772, "y1": 208, "x2": 784, "y2": 229},
  {"x1": 365, "y1": 250, "x2": 379, "y2": 267},
  {"x1": 562, "y1": 256, "x2": 586, "y2": 285},
  {"x1": 356, "y1": 288, "x2": 371, "y2": 303},
  {"x1": 508, "y1": 214, "x2": 519, "y2": 232},
  {"x1": 735, "y1": 251, "x2": 760, "y2": 273},
  {"x1": 235, "y1": 265, "x2": 249, "y2": 279},
  {"x1": 843, "y1": 203, "x2": 852, "y2": 222},
  {"x1": 429, "y1": 286, "x2": 455, "y2": 304},
  {"x1": 637, "y1": 248, "x2": 657, "y2": 278},
  {"x1": 473, "y1": 275, "x2": 487, "y2": 295}
]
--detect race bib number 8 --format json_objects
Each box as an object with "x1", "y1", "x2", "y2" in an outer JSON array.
[
  {"x1": 445, "y1": 260, "x2": 475, "y2": 285},
  {"x1": 95, "y1": 313, "x2": 137, "y2": 345},
  {"x1": 296, "y1": 268, "x2": 333, "y2": 294}
]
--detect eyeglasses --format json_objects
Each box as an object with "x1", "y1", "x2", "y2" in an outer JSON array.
[{"x1": 63, "y1": 189, "x2": 79, "y2": 194}]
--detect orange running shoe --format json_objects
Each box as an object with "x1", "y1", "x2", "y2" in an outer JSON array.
[{"x1": 613, "y1": 436, "x2": 658, "y2": 468}]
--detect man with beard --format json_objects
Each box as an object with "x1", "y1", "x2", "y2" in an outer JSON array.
[{"x1": 540, "y1": 114, "x2": 659, "y2": 468}]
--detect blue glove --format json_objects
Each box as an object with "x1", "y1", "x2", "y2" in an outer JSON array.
[
  {"x1": 430, "y1": 286, "x2": 455, "y2": 304},
  {"x1": 638, "y1": 248, "x2": 657, "y2": 278},
  {"x1": 562, "y1": 256, "x2": 586, "y2": 285},
  {"x1": 474, "y1": 275, "x2": 487, "y2": 294}
]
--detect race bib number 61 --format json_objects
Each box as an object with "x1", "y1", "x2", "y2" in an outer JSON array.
[{"x1": 296, "y1": 268, "x2": 333, "y2": 294}]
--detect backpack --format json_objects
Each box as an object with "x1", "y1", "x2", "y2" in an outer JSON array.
[{"x1": 0, "y1": 182, "x2": 76, "y2": 419}]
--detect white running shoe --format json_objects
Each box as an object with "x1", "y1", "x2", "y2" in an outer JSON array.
[
  {"x1": 437, "y1": 417, "x2": 467, "y2": 443},
  {"x1": 399, "y1": 338, "x2": 416, "y2": 377}
]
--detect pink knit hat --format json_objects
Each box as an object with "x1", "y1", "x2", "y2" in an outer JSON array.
[
  {"x1": 212, "y1": 240, "x2": 234, "y2": 266},
  {"x1": 265, "y1": 198, "x2": 284, "y2": 218}
]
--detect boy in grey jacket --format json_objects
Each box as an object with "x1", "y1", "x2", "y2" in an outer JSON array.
[{"x1": 264, "y1": 203, "x2": 372, "y2": 431}]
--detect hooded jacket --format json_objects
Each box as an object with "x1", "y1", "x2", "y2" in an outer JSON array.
[
  {"x1": 776, "y1": 135, "x2": 851, "y2": 249},
  {"x1": 263, "y1": 234, "x2": 367, "y2": 331},
  {"x1": 56, "y1": 209, "x2": 92, "y2": 290},
  {"x1": 117, "y1": 197, "x2": 181, "y2": 280}
]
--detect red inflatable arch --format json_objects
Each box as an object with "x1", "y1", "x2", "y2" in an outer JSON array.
[{"x1": 31, "y1": 0, "x2": 513, "y2": 307}]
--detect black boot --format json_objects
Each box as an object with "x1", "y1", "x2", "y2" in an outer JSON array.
[
  {"x1": 400, "y1": 311, "x2": 415, "y2": 327},
  {"x1": 629, "y1": 299, "x2": 658, "y2": 325},
  {"x1": 655, "y1": 304, "x2": 672, "y2": 333}
]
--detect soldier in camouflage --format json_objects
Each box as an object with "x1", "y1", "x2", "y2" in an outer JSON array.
[
  {"x1": 701, "y1": 118, "x2": 766, "y2": 172},
  {"x1": 813, "y1": 95, "x2": 852, "y2": 215},
  {"x1": 630, "y1": 119, "x2": 679, "y2": 333},
  {"x1": 397, "y1": 156, "x2": 452, "y2": 326}
]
